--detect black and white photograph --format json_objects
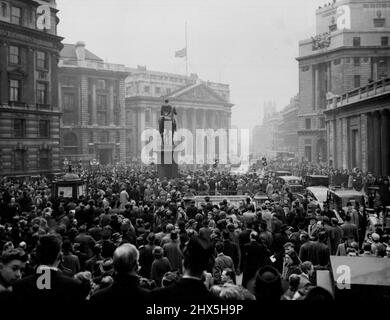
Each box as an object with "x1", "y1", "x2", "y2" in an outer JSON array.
[{"x1": 0, "y1": 0, "x2": 390, "y2": 315}]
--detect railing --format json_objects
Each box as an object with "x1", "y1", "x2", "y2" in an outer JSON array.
[
  {"x1": 327, "y1": 77, "x2": 390, "y2": 109},
  {"x1": 59, "y1": 59, "x2": 127, "y2": 73}
]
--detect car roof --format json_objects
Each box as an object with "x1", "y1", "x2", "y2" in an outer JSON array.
[
  {"x1": 305, "y1": 175, "x2": 328, "y2": 178},
  {"x1": 306, "y1": 186, "x2": 329, "y2": 197},
  {"x1": 279, "y1": 176, "x2": 302, "y2": 181},
  {"x1": 328, "y1": 189, "x2": 365, "y2": 197}
]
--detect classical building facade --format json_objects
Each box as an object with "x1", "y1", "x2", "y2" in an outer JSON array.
[
  {"x1": 278, "y1": 95, "x2": 299, "y2": 155},
  {"x1": 58, "y1": 42, "x2": 129, "y2": 165},
  {"x1": 0, "y1": 0, "x2": 63, "y2": 177},
  {"x1": 125, "y1": 66, "x2": 233, "y2": 164},
  {"x1": 297, "y1": 0, "x2": 390, "y2": 163},
  {"x1": 325, "y1": 77, "x2": 390, "y2": 176}
]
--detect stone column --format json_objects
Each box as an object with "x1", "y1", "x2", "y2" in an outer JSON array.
[
  {"x1": 25, "y1": 48, "x2": 35, "y2": 107},
  {"x1": 202, "y1": 109, "x2": 207, "y2": 129},
  {"x1": 342, "y1": 117, "x2": 348, "y2": 170},
  {"x1": 315, "y1": 65, "x2": 320, "y2": 109},
  {"x1": 91, "y1": 79, "x2": 97, "y2": 126},
  {"x1": 336, "y1": 118, "x2": 342, "y2": 169},
  {"x1": 367, "y1": 113, "x2": 375, "y2": 173},
  {"x1": 360, "y1": 114, "x2": 368, "y2": 173},
  {"x1": 373, "y1": 111, "x2": 382, "y2": 175},
  {"x1": 80, "y1": 75, "x2": 89, "y2": 126},
  {"x1": 191, "y1": 108, "x2": 197, "y2": 133},
  {"x1": 119, "y1": 79, "x2": 126, "y2": 127},
  {"x1": 327, "y1": 61, "x2": 332, "y2": 92},
  {"x1": 227, "y1": 111, "x2": 232, "y2": 129},
  {"x1": 58, "y1": 83, "x2": 63, "y2": 127},
  {"x1": 381, "y1": 110, "x2": 389, "y2": 176},
  {"x1": 0, "y1": 42, "x2": 8, "y2": 104},
  {"x1": 327, "y1": 119, "x2": 333, "y2": 167},
  {"x1": 181, "y1": 107, "x2": 188, "y2": 130},
  {"x1": 109, "y1": 81, "x2": 115, "y2": 125},
  {"x1": 373, "y1": 58, "x2": 378, "y2": 81}
]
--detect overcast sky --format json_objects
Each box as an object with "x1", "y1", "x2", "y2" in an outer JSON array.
[{"x1": 57, "y1": 0, "x2": 326, "y2": 130}]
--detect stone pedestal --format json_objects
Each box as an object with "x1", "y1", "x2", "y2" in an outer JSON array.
[{"x1": 157, "y1": 145, "x2": 178, "y2": 179}]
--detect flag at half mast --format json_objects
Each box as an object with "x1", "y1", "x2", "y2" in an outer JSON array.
[{"x1": 175, "y1": 47, "x2": 187, "y2": 58}]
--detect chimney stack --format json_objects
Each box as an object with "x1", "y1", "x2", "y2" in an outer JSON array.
[{"x1": 75, "y1": 41, "x2": 86, "y2": 61}]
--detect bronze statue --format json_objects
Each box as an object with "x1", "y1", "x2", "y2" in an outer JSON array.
[{"x1": 158, "y1": 99, "x2": 177, "y2": 145}]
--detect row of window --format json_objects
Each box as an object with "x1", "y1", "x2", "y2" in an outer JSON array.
[
  {"x1": 8, "y1": 45, "x2": 48, "y2": 69},
  {"x1": 135, "y1": 73, "x2": 186, "y2": 83},
  {"x1": 12, "y1": 149, "x2": 51, "y2": 171},
  {"x1": 305, "y1": 118, "x2": 325, "y2": 130},
  {"x1": 88, "y1": 79, "x2": 120, "y2": 91},
  {"x1": 143, "y1": 86, "x2": 171, "y2": 95},
  {"x1": 352, "y1": 36, "x2": 389, "y2": 47},
  {"x1": 9, "y1": 80, "x2": 48, "y2": 104},
  {"x1": 63, "y1": 93, "x2": 121, "y2": 126},
  {"x1": 63, "y1": 132, "x2": 121, "y2": 149},
  {"x1": 13, "y1": 119, "x2": 50, "y2": 138},
  {"x1": 1, "y1": 2, "x2": 23, "y2": 25}
]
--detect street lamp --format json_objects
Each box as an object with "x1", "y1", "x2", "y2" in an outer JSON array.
[{"x1": 63, "y1": 158, "x2": 72, "y2": 172}]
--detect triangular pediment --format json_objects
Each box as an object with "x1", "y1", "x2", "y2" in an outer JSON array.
[{"x1": 168, "y1": 83, "x2": 228, "y2": 104}]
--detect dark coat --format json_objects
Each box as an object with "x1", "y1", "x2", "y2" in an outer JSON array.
[
  {"x1": 242, "y1": 241, "x2": 271, "y2": 288},
  {"x1": 12, "y1": 269, "x2": 85, "y2": 304},
  {"x1": 152, "y1": 278, "x2": 217, "y2": 303},
  {"x1": 341, "y1": 222, "x2": 359, "y2": 242},
  {"x1": 163, "y1": 241, "x2": 183, "y2": 272},
  {"x1": 90, "y1": 274, "x2": 150, "y2": 308},
  {"x1": 223, "y1": 239, "x2": 240, "y2": 270},
  {"x1": 299, "y1": 241, "x2": 330, "y2": 268}
]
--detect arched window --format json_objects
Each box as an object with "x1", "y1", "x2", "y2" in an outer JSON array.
[{"x1": 63, "y1": 132, "x2": 78, "y2": 155}]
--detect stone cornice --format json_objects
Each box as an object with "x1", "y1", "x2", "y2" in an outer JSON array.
[
  {"x1": 125, "y1": 96, "x2": 233, "y2": 110},
  {"x1": 59, "y1": 67, "x2": 129, "y2": 78},
  {"x1": 324, "y1": 93, "x2": 390, "y2": 118},
  {"x1": 0, "y1": 21, "x2": 63, "y2": 50},
  {"x1": 0, "y1": 106, "x2": 61, "y2": 116},
  {"x1": 297, "y1": 46, "x2": 390, "y2": 64}
]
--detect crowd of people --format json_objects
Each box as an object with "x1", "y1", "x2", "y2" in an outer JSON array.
[
  {"x1": 0, "y1": 161, "x2": 390, "y2": 307},
  {"x1": 266, "y1": 159, "x2": 389, "y2": 193}
]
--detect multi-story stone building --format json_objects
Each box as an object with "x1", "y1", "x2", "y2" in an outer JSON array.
[
  {"x1": 251, "y1": 102, "x2": 282, "y2": 159},
  {"x1": 325, "y1": 77, "x2": 390, "y2": 175},
  {"x1": 0, "y1": 0, "x2": 63, "y2": 177},
  {"x1": 297, "y1": 0, "x2": 390, "y2": 163},
  {"x1": 58, "y1": 42, "x2": 129, "y2": 165},
  {"x1": 125, "y1": 66, "x2": 233, "y2": 164},
  {"x1": 278, "y1": 95, "x2": 299, "y2": 155}
]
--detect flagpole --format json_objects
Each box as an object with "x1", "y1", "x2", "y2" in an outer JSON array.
[{"x1": 185, "y1": 21, "x2": 188, "y2": 77}]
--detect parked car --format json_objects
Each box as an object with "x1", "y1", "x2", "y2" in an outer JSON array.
[
  {"x1": 254, "y1": 192, "x2": 269, "y2": 207},
  {"x1": 265, "y1": 170, "x2": 292, "y2": 178},
  {"x1": 326, "y1": 188, "x2": 366, "y2": 223},
  {"x1": 305, "y1": 186, "x2": 329, "y2": 210},
  {"x1": 276, "y1": 176, "x2": 304, "y2": 195}
]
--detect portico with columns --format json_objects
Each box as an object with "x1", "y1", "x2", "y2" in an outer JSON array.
[
  {"x1": 325, "y1": 77, "x2": 390, "y2": 176},
  {"x1": 126, "y1": 81, "x2": 233, "y2": 165}
]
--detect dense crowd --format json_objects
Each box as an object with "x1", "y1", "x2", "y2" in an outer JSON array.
[{"x1": 0, "y1": 161, "x2": 390, "y2": 307}]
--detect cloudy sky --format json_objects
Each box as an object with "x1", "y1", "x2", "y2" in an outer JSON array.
[{"x1": 57, "y1": 0, "x2": 326, "y2": 130}]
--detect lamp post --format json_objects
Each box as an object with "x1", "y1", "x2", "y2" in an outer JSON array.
[{"x1": 63, "y1": 158, "x2": 71, "y2": 172}]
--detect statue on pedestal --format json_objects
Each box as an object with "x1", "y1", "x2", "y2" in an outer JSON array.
[{"x1": 158, "y1": 99, "x2": 177, "y2": 146}]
